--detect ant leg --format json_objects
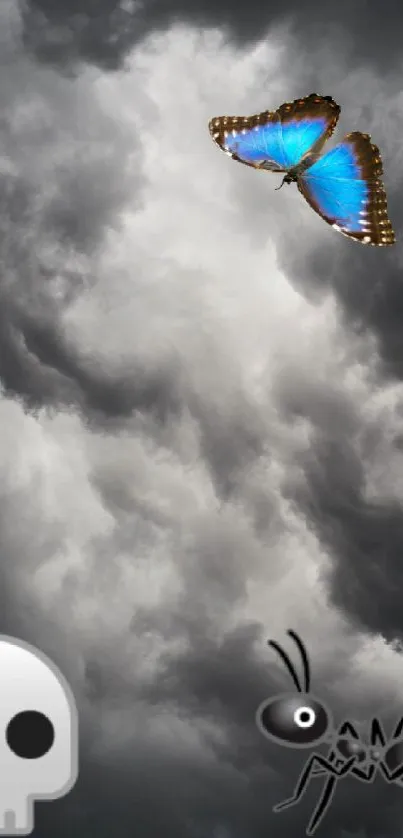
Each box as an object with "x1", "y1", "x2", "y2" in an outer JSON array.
[
  {"x1": 273, "y1": 754, "x2": 355, "y2": 812},
  {"x1": 350, "y1": 764, "x2": 376, "y2": 782},
  {"x1": 392, "y1": 717, "x2": 403, "y2": 739},
  {"x1": 370, "y1": 718, "x2": 386, "y2": 747},
  {"x1": 306, "y1": 721, "x2": 362, "y2": 835},
  {"x1": 307, "y1": 761, "x2": 375, "y2": 835},
  {"x1": 382, "y1": 725, "x2": 403, "y2": 785},
  {"x1": 378, "y1": 761, "x2": 403, "y2": 783},
  {"x1": 307, "y1": 761, "x2": 376, "y2": 834},
  {"x1": 312, "y1": 751, "x2": 337, "y2": 776},
  {"x1": 338, "y1": 721, "x2": 360, "y2": 739},
  {"x1": 306, "y1": 775, "x2": 337, "y2": 835}
]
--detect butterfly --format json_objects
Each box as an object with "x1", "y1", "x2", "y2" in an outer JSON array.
[{"x1": 209, "y1": 93, "x2": 395, "y2": 246}]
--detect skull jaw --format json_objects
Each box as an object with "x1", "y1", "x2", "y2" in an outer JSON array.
[{"x1": 0, "y1": 799, "x2": 33, "y2": 835}]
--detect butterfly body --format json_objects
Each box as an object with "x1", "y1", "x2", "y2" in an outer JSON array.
[
  {"x1": 209, "y1": 94, "x2": 395, "y2": 246},
  {"x1": 276, "y1": 165, "x2": 309, "y2": 189}
]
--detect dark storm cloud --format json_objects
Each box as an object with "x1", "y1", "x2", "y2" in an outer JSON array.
[
  {"x1": 0, "y1": 171, "x2": 149, "y2": 413},
  {"x1": 297, "y1": 430, "x2": 403, "y2": 642},
  {"x1": 3, "y1": 3, "x2": 403, "y2": 837},
  {"x1": 20, "y1": 0, "x2": 403, "y2": 72},
  {"x1": 274, "y1": 361, "x2": 403, "y2": 642},
  {"x1": 325, "y1": 249, "x2": 403, "y2": 381},
  {"x1": 280, "y1": 193, "x2": 403, "y2": 379},
  {"x1": 17, "y1": 312, "x2": 183, "y2": 419},
  {"x1": 0, "y1": 38, "x2": 156, "y2": 417}
]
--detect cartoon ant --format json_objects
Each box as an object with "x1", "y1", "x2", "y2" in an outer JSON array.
[{"x1": 255, "y1": 629, "x2": 403, "y2": 835}]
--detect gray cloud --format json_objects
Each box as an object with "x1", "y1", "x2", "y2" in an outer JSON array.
[
  {"x1": 0, "y1": 11, "x2": 149, "y2": 411},
  {"x1": 19, "y1": 0, "x2": 403, "y2": 74},
  {"x1": 0, "y1": 4, "x2": 402, "y2": 838}
]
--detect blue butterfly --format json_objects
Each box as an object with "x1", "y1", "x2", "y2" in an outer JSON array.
[{"x1": 209, "y1": 94, "x2": 395, "y2": 246}]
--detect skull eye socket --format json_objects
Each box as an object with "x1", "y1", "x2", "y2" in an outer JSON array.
[{"x1": 6, "y1": 710, "x2": 55, "y2": 759}]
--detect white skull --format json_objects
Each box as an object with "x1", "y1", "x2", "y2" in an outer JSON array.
[{"x1": 0, "y1": 636, "x2": 78, "y2": 835}]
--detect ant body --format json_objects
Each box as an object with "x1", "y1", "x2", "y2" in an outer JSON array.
[{"x1": 256, "y1": 630, "x2": 403, "y2": 835}]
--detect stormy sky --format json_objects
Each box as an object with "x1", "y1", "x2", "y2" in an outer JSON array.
[{"x1": 1, "y1": 1, "x2": 403, "y2": 836}]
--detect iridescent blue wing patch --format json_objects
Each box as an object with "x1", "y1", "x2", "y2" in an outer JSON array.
[
  {"x1": 209, "y1": 94, "x2": 340, "y2": 173},
  {"x1": 298, "y1": 132, "x2": 395, "y2": 245}
]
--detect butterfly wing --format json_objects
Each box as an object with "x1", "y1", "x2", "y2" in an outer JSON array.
[
  {"x1": 209, "y1": 93, "x2": 340, "y2": 173},
  {"x1": 298, "y1": 132, "x2": 395, "y2": 245}
]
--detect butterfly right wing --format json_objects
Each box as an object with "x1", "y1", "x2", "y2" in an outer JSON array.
[
  {"x1": 298, "y1": 131, "x2": 395, "y2": 245},
  {"x1": 208, "y1": 93, "x2": 340, "y2": 174}
]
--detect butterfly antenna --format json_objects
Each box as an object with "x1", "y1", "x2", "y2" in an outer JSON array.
[
  {"x1": 287, "y1": 630, "x2": 311, "y2": 692},
  {"x1": 275, "y1": 175, "x2": 288, "y2": 191},
  {"x1": 268, "y1": 638, "x2": 302, "y2": 692}
]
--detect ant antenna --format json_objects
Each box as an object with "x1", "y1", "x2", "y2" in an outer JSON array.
[
  {"x1": 288, "y1": 630, "x2": 310, "y2": 693},
  {"x1": 268, "y1": 630, "x2": 311, "y2": 693}
]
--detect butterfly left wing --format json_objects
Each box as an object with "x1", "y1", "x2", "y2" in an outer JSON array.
[
  {"x1": 209, "y1": 93, "x2": 340, "y2": 174},
  {"x1": 298, "y1": 132, "x2": 395, "y2": 245}
]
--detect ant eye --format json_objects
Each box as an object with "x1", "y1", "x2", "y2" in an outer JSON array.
[
  {"x1": 256, "y1": 695, "x2": 330, "y2": 748},
  {"x1": 294, "y1": 706, "x2": 316, "y2": 728}
]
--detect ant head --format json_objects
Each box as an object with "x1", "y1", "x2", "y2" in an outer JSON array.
[{"x1": 256, "y1": 630, "x2": 333, "y2": 748}]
